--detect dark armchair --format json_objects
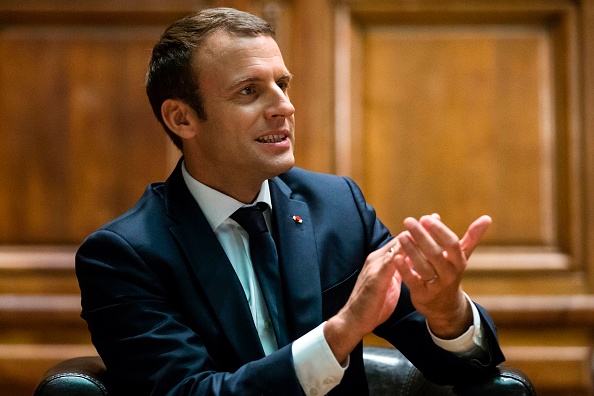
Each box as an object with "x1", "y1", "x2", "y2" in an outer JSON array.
[{"x1": 34, "y1": 346, "x2": 536, "y2": 396}]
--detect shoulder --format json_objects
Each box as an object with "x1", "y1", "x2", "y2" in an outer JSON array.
[
  {"x1": 76, "y1": 181, "x2": 172, "y2": 264},
  {"x1": 96, "y1": 182, "x2": 168, "y2": 235}
]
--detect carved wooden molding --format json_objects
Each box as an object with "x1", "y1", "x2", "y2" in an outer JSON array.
[
  {"x1": 504, "y1": 345, "x2": 593, "y2": 391},
  {"x1": 0, "y1": 246, "x2": 76, "y2": 269},
  {"x1": 0, "y1": 343, "x2": 96, "y2": 359},
  {"x1": 475, "y1": 294, "x2": 594, "y2": 325}
]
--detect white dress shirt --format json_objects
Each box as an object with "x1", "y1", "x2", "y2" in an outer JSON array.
[{"x1": 181, "y1": 162, "x2": 486, "y2": 396}]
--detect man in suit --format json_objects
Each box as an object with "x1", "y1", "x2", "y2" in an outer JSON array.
[{"x1": 76, "y1": 7, "x2": 505, "y2": 395}]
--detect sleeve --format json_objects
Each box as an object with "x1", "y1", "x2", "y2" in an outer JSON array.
[
  {"x1": 428, "y1": 293, "x2": 487, "y2": 357},
  {"x1": 292, "y1": 322, "x2": 346, "y2": 395}
]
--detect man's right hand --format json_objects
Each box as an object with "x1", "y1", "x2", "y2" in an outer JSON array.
[{"x1": 323, "y1": 240, "x2": 402, "y2": 364}]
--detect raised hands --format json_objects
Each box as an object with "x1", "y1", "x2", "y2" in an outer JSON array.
[{"x1": 325, "y1": 214, "x2": 491, "y2": 363}]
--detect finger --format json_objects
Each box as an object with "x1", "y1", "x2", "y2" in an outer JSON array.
[
  {"x1": 402, "y1": 217, "x2": 445, "y2": 267},
  {"x1": 397, "y1": 230, "x2": 438, "y2": 281},
  {"x1": 459, "y1": 215, "x2": 492, "y2": 258},
  {"x1": 369, "y1": 238, "x2": 402, "y2": 263},
  {"x1": 418, "y1": 215, "x2": 465, "y2": 272},
  {"x1": 393, "y1": 253, "x2": 420, "y2": 287},
  {"x1": 394, "y1": 254, "x2": 436, "y2": 290},
  {"x1": 382, "y1": 239, "x2": 402, "y2": 264},
  {"x1": 383, "y1": 238, "x2": 403, "y2": 256}
]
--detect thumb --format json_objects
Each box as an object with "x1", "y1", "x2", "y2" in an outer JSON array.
[{"x1": 460, "y1": 215, "x2": 492, "y2": 258}]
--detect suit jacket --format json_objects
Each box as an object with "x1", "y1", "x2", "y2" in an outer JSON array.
[{"x1": 76, "y1": 161, "x2": 505, "y2": 395}]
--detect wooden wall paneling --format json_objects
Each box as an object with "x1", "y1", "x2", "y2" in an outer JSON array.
[
  {"x1": 551, "y1": 4, "x2": 583, "y2": 265},
  {"x1": 0, "y1": 3, "x2": 208, "y2": 394},
  {"x1": 0, "y1": 244, "x2": 94, "y2": 395},
  {"x1": 335, "y1": 3, "x2": 365, "y2": 182},
  {"x1": 287, "y1": 0, "x2": 335, "y2": 174},
  {"x1": 0, "y1": 246, "x2": 79, "y2": 295},
  {"x1": 361, "y1": 25, "x2": 547, "y2": 242},
  {"x1": 336, "y1": 2, "x2": 583, "y2": 288},
  {"x1": 336, "y1": 1, "x2": 594, "y2": 394},
  {"x1": 0, "y1": 25, "x2": 173, "y2": 245},
  {"x1": 335, "y1": 0, "x2": 587, "y2": 286},
  {"x1": 0, "y1": 0, "x2": 208, "y2": 19},
  {"x1": 583, "y1": 0, "x2": 594, "y2": 290},
  {"x1": 0, "y1": 30, "x2": 72, "y2": 244},
  {"x1": 65, "y1": 27, "x2": 173, "y2": 241}
]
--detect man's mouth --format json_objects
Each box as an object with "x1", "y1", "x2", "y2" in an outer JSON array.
[{"x1": 256, "y1": 134, "x2": 286, "y2": 143}]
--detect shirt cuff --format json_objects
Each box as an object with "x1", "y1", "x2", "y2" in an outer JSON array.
[
  {"x1": 427, "y1": 292, "x2": 485, "y2": 355},
  {"x1": 292, "y1": 322, "x2": 346, "y2": 396}
]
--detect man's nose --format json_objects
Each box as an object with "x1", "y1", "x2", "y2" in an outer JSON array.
[{"x1": 267, "y1": 87, "x2": 295, "y2": 118}]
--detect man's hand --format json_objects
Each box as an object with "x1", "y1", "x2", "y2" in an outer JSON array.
[
  {"x1": 324, "y1": 239, "x2": 402, "y2": 364},
  {"x1": 394, "y1": 214, "x2": 491, "y2": 339}
]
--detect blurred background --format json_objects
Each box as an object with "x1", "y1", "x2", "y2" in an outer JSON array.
[{"x1": 1, "y1": 0, "x2": 593, "y2": 394}]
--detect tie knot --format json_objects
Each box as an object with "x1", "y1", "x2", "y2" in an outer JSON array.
[{"x1": 230, "y1": 203, "x2": 269, "y2": 235}]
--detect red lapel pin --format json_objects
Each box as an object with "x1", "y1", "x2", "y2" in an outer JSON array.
[{"x1": 292, "y1": 215, "x2": 303, "y2": 224}]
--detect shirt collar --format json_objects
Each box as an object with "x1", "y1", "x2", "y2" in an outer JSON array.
[{"x1": 181, "y1": 161, "x2": 272, "y2": 231}]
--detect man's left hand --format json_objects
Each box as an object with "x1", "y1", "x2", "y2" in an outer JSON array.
[{"x1": 393, "y1": 214, "x2": 491, "y2": 339}]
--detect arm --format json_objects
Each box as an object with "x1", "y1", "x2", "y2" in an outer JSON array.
[
  {"x1": 322, "y1": 178, "x2": 504, "y2": 385},
  {"x1": 76, "y1": 230, "x2": 302, "y2": 396}
]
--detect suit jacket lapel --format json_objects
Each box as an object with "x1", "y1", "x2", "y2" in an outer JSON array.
[
  {"x1": 269, "y1": 178, "x2": 323, "y2": 341},
  {"x1": 164, "y1": 162, "x2": 265, "y2": 363}
]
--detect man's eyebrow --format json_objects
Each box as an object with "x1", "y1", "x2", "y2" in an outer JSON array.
[
  {"x1": 228, "y1": 72, "x2": 293, "y2": 90},
  {"x1": 278, "y1": 72, "x2": 293, "y2": 81},
  {"x1": 230, "y1": 76, "x2": 260, "y2": 88}
]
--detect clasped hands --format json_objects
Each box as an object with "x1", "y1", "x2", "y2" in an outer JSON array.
[{"x1": 325, "y1": 214, "x2": 491, "y2": 364}]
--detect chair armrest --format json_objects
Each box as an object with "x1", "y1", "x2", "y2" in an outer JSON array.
[
  {"x1": 363, "y1": 346, "x2": 536, "y2": 396},
  {"x1": 34, "y1": 356, "x2": 108, "y2": 396},
  {"x1": 453, "y1": 365, "x2": 537, "y2": 396}
]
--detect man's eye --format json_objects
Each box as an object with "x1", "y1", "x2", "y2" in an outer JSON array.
[
  {"x1": 240, "y1": 86, "x2": 256, "y2": 95},
  {"x1": 277, "y1": 81, "x2": 289, "y2": 92}
]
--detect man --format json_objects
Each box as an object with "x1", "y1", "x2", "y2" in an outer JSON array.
[{"x1": 76, "y1": 7, "x2": 504, "y2": 395}]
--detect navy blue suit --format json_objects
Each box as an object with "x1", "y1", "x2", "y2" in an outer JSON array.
[{"x1": 76, "y1": 160, "x2": 504, "y2": 395}]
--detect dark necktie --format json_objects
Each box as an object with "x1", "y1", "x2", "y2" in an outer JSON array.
[{"x1": 231, "y1": 203, "x2": 288, "y2": 348}]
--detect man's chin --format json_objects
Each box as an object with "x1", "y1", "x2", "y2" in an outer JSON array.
[{"x1": 267, "y1": 158, "x2": 295, "y2": 178}]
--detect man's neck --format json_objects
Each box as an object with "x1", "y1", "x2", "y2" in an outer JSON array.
[{"x1": 183, "y1": 160, "x2": 265, "y2": 204}]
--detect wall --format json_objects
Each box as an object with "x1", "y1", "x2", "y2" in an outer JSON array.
[{"x1": 0, "y1": 0, "x2": 593, "y2": 394}]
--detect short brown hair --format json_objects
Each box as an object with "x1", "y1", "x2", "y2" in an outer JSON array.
[{"x1": 146, "y1": 7, "x2": 276, "y2": 150}]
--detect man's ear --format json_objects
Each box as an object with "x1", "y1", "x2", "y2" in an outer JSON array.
[{"x1": 161, "y1": 99, "x2": 198, "y2": 139}]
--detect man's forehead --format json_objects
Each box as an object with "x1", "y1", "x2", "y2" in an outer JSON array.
[
  {"x1": 194, "y1": 31, "x2": 288, "y2": 82},
  {"x1": 198, "y1": 30, "x2": 279, "y2": 59}
]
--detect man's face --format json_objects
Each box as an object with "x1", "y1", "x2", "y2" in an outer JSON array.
[{"x1": 187, "y1": 31, "x2": 295, "y2": 196}]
